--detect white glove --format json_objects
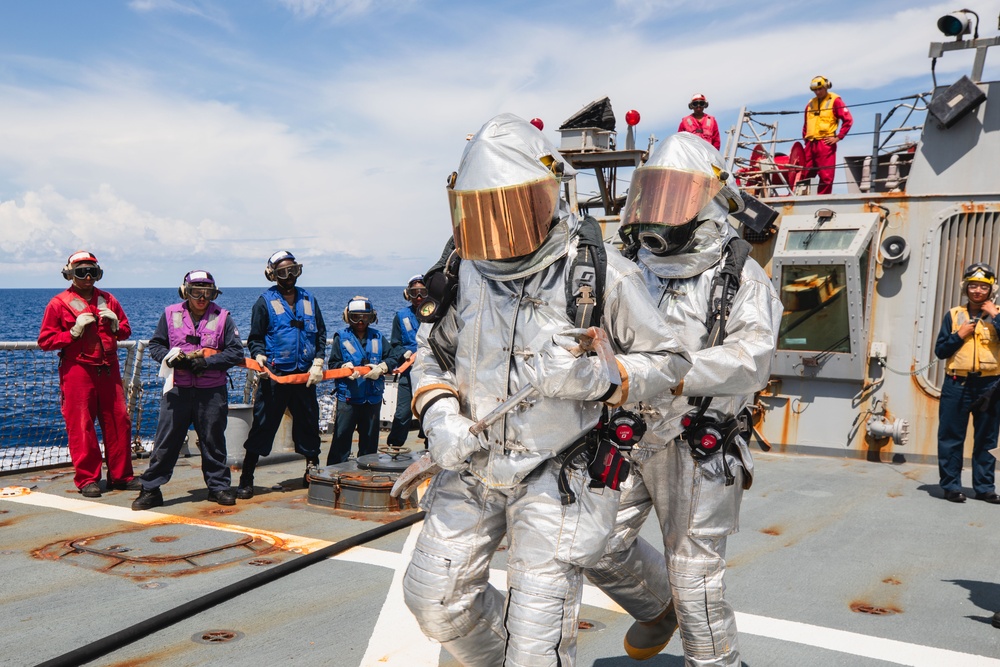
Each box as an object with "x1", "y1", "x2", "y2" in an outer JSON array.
[
  {"x1": 255, "y1": 354, "x2": 269, "y2": 378},
  {"x1": 422, "y1": 396, "x2": 487, "y2": 471},
  {"x1": 342, "y1": 362, "x2": 361, "y2": 380},
  {"x1": 306, "y1": 358, "x2": 324, "y2": 387},
  {"x1": 403, "y1": 350, "x2": 413, "y2": 360},
  {"x1": 97, "y1": 305, "x2": 119, "y2": 333},
  {"x1": 524, "y1": 332, "x2": 615, "y2": 401},
  {"x1": 70, "y1": 312, "x2": 96, "y2": 339},
  {"x1": 364, "y1": 362, "x2": 388, "y2": 380}
]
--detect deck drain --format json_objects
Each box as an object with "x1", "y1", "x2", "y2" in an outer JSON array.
[
  {"x1": 151, "y1": 536, "x2": 179, "y2": 543},
  {"x1": 247, "y1": 558, "x2": 276, "y2": 566},
  {"x1": 850, "y1": 603, "x2": 900, "y2": 615},
  {"x1": 192, "y1": 629, "x2": 244, "y2": 644},
  {"x1": 140, "y1": 582, "x2": 167, "y2": 589},
  {"x1": 209, "y1": 508, "x2": 234, "y2": 515}
]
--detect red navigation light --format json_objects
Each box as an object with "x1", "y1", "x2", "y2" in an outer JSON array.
[
  {"x1": 530, "y1": 118, "x2": 544, "y2": 131},
  {"x1": 701, "y1": 434, "x2": 718, "y2": 450},
  {"x1": 616, "y1": 425, "x2": 634, "y2": 442},
  {"x1": 625, "y1": 109, "x2": 641, "y2": 126}
]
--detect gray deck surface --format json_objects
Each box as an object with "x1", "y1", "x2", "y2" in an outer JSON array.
[{"x1": 2, "y1": 446, "x2": 999, "y2": 667}]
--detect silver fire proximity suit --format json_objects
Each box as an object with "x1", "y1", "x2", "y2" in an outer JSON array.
[
  {"x1": 584, "y1": 133, "x2": 782, "y2": 666},
  {"x1": 401, "y1": 114, "x2": 692, "y2": 667}
]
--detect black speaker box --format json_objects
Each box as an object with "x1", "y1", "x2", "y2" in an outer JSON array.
[{"x1": 928, "y1": 75, "x2": 987, "y2": 129}]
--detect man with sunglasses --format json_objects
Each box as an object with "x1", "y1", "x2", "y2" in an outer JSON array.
[
  {"x1": 383, "y1": 275, "x2": 426, "y2": 449},
  {"x1": 39, "y1": 250, "x2": 138, "y2": 498},
  {"x1": 678, "y1": 93, "x2": 720, "y2": 150},
  {"x1": 237, "y1": 251, "x2": 327, "y2": 498},
  {"x1": 934, "y1": 262, "x2": 1000, "y2": 504},
  {"x1": 132, "y1": 270, "x2": 244, "y2": 510},
  {"x1": 585, "y1": 133, "x2": 781, "y2": 665},
  {"x1": 802, "y1": 76, "x2": 853, "y2": 195},
  {"x1": 327, "y1": 296, "x2": 387, "y2": 464}
]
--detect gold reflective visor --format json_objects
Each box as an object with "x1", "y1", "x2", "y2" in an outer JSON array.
[
  {"x1": 622, "y1": 167, "x2": 723, "y2": 228},
  {"x1": 448, "y1": 176, "x2": 560, "y2": 260}
]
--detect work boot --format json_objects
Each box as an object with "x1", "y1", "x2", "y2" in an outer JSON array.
[
  {"x1": 992, "y1": 611, "x2": 1000, "y2": 629},
  {"x1": 207, "y1": 489, "x2": 237, "y2": 506},
  {"x1": 110, "y1": 478, "x2": 143, "y2": 491},
  {"x1": 975, "y1": 492, "x2": 1000, "y2": 504},
  {"x1": 944, "y1": 490, "x2": 967, "y2": 503},
  {"x1": 79, "y1": 483, "x2": 102, "y2": 498},
  {"x1": 624, "y1": 603, "x2": 678, "y2": 661},
  {"x1": 131, "y1": 487, "x2": 163, "y2": 511},
  {"x1": 236, "y1": 477, "x2": 254, "y2": 500}
]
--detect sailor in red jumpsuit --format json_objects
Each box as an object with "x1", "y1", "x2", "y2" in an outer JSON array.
[
  {"x1": 678, "y1": 93, "x2": 721, "y2": 150},
  {"x1": 37, "y1": 251, "x2": 138, "y2": 498},
  {"x1": 802, "y1": 76, "x2": 853, "y2": 195}
]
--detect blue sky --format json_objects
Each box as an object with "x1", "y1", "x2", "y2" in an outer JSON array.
[{"x1": 1, "y1": 0, "x2": 998, "y2": 288}]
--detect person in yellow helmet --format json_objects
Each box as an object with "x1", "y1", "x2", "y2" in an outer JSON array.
[
  {"x1": 801, "y1": 76, "x2": 853, "y2": 194},
  {"x1": 934, "y1": 262, "x2": 1000, "y2": 504}
]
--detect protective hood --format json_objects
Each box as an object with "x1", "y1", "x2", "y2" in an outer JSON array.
[{"x1": 448, "y1": 113, "x2": 576, "y2": 261}]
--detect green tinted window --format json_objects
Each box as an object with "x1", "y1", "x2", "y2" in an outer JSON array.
[
  {"x1": 785, "y1": 229, "x2": 858, "y2": 251},
  {"x1": 778, "y1": 265, "x2": 851, "y2": 353}
]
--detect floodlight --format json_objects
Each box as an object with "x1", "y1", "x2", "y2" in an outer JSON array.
[{"x1": 937, "y1": 11, "x2": 972, "y2": 38}]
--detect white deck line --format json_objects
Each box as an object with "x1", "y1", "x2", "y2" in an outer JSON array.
[{"x1": 6, "y1": 491, "x2": 999, "y2": 667}]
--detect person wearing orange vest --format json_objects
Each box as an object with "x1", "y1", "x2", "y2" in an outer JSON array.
[
  {"x1": 678, "y1": 93, "x2": 721, "y2": 150},
  {"x1": 801, "y1": 76, "x2": 853, "y2": 195},
  {"x1": 37, "y1": 251, "x2": 139, "y2": 498},
  {"x1": 934, "y1": 263, "x2": 1000, "y2": 504}
]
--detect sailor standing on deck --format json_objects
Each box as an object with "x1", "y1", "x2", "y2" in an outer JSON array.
[
  {"x1": 237, "y1": 251, "x2": 327, "y2": 497},
  {"x1": 400, "y1": 113, "x2": 691, "y2": 667},
  {"x1": 584, "y1": 133, "x2": 782, "y2": 666},
  {"x1": 802, "y1": 76, "x2": 853, "y2": 195},
  {"x1": 38, "y1": 251, "x2": 139, "y2": 498},
  {"x1": 327, "y1": 296, "x2": 387, "y2": 464},
  {"x1": 384, "y1": 275, "x2": 426, "y2": 449},
  {"x1": 678, "y1": 94, "x2": 721, "y2": 150},
  {"x1": 934, "y1": 262, "x2": 1000, "y2": 505},
  {"x1": 132, "y1": 270, "x2": 244, "y2": 510}
]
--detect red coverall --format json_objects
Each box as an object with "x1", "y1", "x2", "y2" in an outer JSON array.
[
  {"x1": 802, "y1": 96, "x2": 853, "y2": 195},
  {"x1": 38, "y1": 287, "x2": 134, "y2": 489},
  {"x1": 678, "y1": 114, "x2": 721, "y2": 150}
]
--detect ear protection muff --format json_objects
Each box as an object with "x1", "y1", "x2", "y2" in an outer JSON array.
[
  {"x1": 810, "y1": 75, "x2": 832, "y2": 90},
  {"x1": 62, "y1": 250, "x2": 103, "y2": 281},
  {"x1": 265, "y1": 250, "x2": 296, "y2": 282},
  {"x1": 264, "y1": 266, "x2": 276, "y2": 282},
  {"x1": 343, "y1": 296, "x2": 378, "y2": 324}
]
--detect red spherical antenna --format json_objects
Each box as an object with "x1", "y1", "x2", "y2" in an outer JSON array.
[
  {"x1": 530, "y1": 118, "x2": 544, "y2": 131},
  {"x1": 625, "y1": 109, "x2": 641, "y2": 126}
]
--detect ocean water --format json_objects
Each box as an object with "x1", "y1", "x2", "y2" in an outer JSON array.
[{"x1": 0, "y1": 286, "x2": 409, "y2": 456}]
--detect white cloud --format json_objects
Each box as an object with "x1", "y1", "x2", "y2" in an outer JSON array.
[
  {"x1": 277, "y1": 0, "x2": 375, "y2": 19},
  {"x1": 127, "y1": 0, "x2": 233, "y2": 29}
]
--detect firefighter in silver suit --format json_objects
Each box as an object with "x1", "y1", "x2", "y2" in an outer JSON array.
[
  {"x1": 584, "y1": 133, "x2": 782, "y2": 666},
  {"x1": 401, "y1": 114, "x2": 692, "y2": 667}
]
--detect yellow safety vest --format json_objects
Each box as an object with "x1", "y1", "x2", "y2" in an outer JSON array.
[
  {"x1": 946, "y1": 306, "x2": 1000, "y2": 375},
  {"x1": 804, "y1": 92, "x2": 841, "y2": 140}
]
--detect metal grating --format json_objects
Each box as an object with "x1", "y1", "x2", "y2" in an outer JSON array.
[{"x1": 929, "y1": 210, "x2": 1000, "y2": 388}]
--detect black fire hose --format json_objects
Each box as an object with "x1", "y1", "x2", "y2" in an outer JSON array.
[{"x1": 36, "y1": 510, "x2": 426, "y2": 667}]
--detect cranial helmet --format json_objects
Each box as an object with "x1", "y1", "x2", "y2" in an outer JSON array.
[
  {"x1": 178, "y1": 269, "x2": 221, "y2": 299},
  {"x1": 810, "y1": 75, "x2": 832, "y2": 91},
  {"x1": 619, "y1": 132, "x2": 744, "y2": 256},
  {"x1": 62, "y1": 250, "x2": 103, "y2": 281},
  {"x1": 446, "y1": 113, "x2": 576, "y2": 261},
  {"x1": 265, "y1": 250, "x2": 297, "y2": 282},
  {"x1": 962, "y1": 262, "x2": 998, "y2": 297},
  {"x1": 403, "y1": 273, "x2": 425, "y2": 300},
  {"x1": 343, "y1": 295, "x2": 377, "y2": 324},
  {"x1": 689, "y1": 93, "x2": 709, "y2": 109}
]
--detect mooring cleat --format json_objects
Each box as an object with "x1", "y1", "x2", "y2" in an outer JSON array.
[{"x1": 623, "y1": 603, "x2": 678, "y2": 660}]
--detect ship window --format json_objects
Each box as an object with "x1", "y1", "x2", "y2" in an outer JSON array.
[
  {"x1": 784, "y1": 229, "x2": 858, "y2": 251},
  {"x1": 777, "y1": 264, "x2": 850, "y2": 353}
]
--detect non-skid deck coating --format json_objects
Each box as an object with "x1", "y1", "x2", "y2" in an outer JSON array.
[{"x1": 2, "y1": 450, "x2": 999, "y2": 666}]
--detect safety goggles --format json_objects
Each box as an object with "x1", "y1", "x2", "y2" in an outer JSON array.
[
  {"x1": 72, "y1": 266, "x2": 101, "y2": 279},
  {"x1": 187, "y1": 287, "x2": 220, "y2": 301},
  {"x1": 621, "y1": 167, "x2": 723, "y2": 228},
  {"x1": 407, "y1": 287, "x2": 428, "y2": 299},
  {"x1": 690, "y1": 101, "x2": 707, "y2": 108},
  {"x1": 274, "y1": 264, "x2": 302, "y2": 280},
  {"x1": 964, "y1": 263, "x2": 996, "y2": 284},
  {"x1": 347, "y1": 313, "x2": 374, "y2": 324},
  {"x1": 448, "y1": 176, "x2": 560, "y2": 260}
]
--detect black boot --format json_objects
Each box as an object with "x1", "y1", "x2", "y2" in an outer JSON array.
[{"x1": 237, "y1": 453, "x2": 258, "y2": 499}]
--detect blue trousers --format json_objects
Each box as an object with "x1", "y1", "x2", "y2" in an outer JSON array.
[
  {"x1": 242, "y1": 379, "x2": 320, "y2": 460},
  {"x1": 937, "y1": 374, "x2": 1000, "y2": 495},
  {"x1": 328, "y1": 401, "x2": 380, "y2": 465},
  {"x1": 141, "y1": 385, "x2": 231, "y2": 493},
  {"x1": 386, "y1": 373, "x2": 413, "y2": 447}
]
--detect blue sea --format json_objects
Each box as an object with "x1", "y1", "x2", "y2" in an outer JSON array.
[{"x1": 0, "y1": 286, "x2": 409, "y2": 456}]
